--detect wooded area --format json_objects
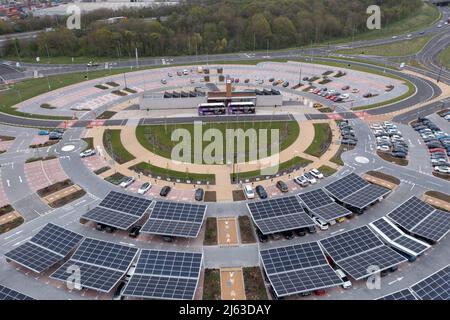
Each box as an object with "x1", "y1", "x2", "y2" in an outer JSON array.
[{"x1": 0, "y1": 0, "x2": 424, "y2": 59}]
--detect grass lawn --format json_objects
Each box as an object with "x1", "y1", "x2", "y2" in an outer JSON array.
[
  {"x1": 96, "y1": 111, "x2": 117, "y2": 119},
  {"x1": 304, "y1": 123, "x2": 332, "y2": 158},
  {"x1": 103, "y1": 129, "x2": 135, "y2": 164},
  {"x1": 104, "y1": 172, "x2": 126, "y2": 185},
  {"x1": 81, "y1": 137, "x2": 94, "y2": 152},
  {"x1": 37, "y1": 179, "x2": 73, "y2": 197},
  {"x1": 243, "y1": 267, "x2": 268, "y2": 300},
  {"x1": 202, "y1": 269, "x2": 221, "y2": 300},
  {"x1": 48, "y1": 189, "x2": 86, "y2": 208},
  {"x1": 230, "y1": 156, "x2": 312, "y2": 182},
  {"x1": 203, "y1": 217, "x2": 218, "y2": 246},
  {"x1": 438, "y1": 46, "x2": 450, "y2": 69},
  {"x1": 135, "y1": 121, "x2": 299, "y2": 165},
  {"x1": 238, "y1": 216, "x2": 256, "y2": 244},
  {"x1": 337, "y1": 34, "x2": 434, "y2": 57},
  {"x1": 318, "y1": 165, "x2": 337, "y2": 177},
  {"x1": 330, "y1": 144, "x2": 355, "y2": 166},
  {"x1": 130, "y1": 161, "x2": 216, "y2": 184}
]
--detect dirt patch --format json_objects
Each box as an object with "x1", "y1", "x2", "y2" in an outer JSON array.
[
  {"x1": 204, "y1": 191, "x2": 217, "y2": 202},
  {"x1": 105, "y1": 172, "x2": 126, "y2": 185},
  {"x1": 238, "y1": 216, "x2": 256, "y2": 244},
  {"x1": 243, "y1": 267, "x2": 268, "y2": 300},
  {"x1": 37, "y1": 179, "x2": 73, "y2": 198},
  {"x1": 203, "y1": 217, "x2": 218, "y2": 246},
  {"x1": 432, "y1": 172, "x2": 450, "y2": 182},
  {"x1": 0, "y1": 216, "x2": 24, "y2": 234},
  {"x1": 365, "y1": 171, "x2": 400, "y2": 186},
  {"x1": 94, "y1": 166, "x2": 111, "y2": 175},
  {"x1": 97, "y1": 111, "x2": 117, "y2": 119},
  {"x1": 29, "y1": 140, "x2": 59, "y2": 149},
  {"x1": 220, "y1": 268, "x2": 246, "y2": 300},
  {"x1": 232, "y1": 190, "x2": 246, "y2": 201},
  {"x1": 0, "y1": 205, "x2": 14, "y2": 217},
  {"x1": 25, "y1": 155, "x2": 57, "y2": 163},
  {"x1": 424, "y1": 191, "x2": 450, "y2": 203},
  {"x1": 217, "y1": 217, "x2": 238, "y2": 246},
  {"x1": 47, "y1": 189, "x2": 86, "y2": 208}
]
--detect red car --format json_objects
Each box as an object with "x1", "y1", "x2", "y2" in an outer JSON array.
[
  {"x1": 314, "y1": 289, "x2": 326, "y2": 296},
  {"x1": 429, "y1": 148, "x2": 446, "y2": 154}
]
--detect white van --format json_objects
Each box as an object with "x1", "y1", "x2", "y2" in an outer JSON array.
[
  {"x1": 335, "y1": 269, "x2": 352, "y2": 289},
  {"x1": 313, "y1": 216, "x2": 329, "y2": 230}
]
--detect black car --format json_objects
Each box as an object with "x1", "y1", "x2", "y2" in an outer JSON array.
[
  {"x1": 195, "y1": 188, "x2": 204, "y2": 201},
  {"x1": 105, "y1": 226, "x2": 117, "y2": 233},
  {"x1": 282, "y1": 81, "x2": 289, "y2": 88},
  {"x1": 96, "y1": 223, "x2": 106, "y2": 231},
  {"x1": 113, "y1": 281, "x2": 126, "y2": 300},
  {"x1": 160, "y1": 186, "x2": 171, "y2": 197},
  {"x1": 269, "y1": 78, "x2": 275, "y2": 82},
  {"x1": 391, "y1": 152, "x2": 406, "y2": 159},
  {"x1": 49, "y1": 132, "x2": 63, "y2": 140},
  {"x1": 276, "y1": 181, "x2": 289, "y2": 193},
  {"x1": 342, "y1": 139, "x2": 357, "y2": 146},
  {"x1": 282, "y1": 230, "x2": 294, "y2": 240},
  {"x1": 294, "y1": 228, "x2": 307, "y2": 237},
  {"x1": 128, "y1": 226, "x2": 141, "y2": 238},
  {"x1": 255, "y1": 185, "x2": 268, "y2": 199},
  {"x1": 256, "y1": 229, "x2": 269, "y2": 243},
  {"x1": 162, "y1": 236, "x2": 174, "y2": 242}
]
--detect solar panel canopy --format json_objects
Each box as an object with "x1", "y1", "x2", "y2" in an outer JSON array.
[
  {"x1": 298, "y1": 189, "x2": 352, "y2": 222},
  {"x1": 369, "y1": 217, "x2": 430, "y2": 257},
  {"x1": 141, "y1": 201, "x2": 207, "y2": 238},
  {"x1": 323, "y1": 173, "x2": 390, "y2": 210},
  {"x1": 247, "y1": 196, "x2": 314, "y2": 235},
  {"x1": 0, "y1": 285, "x2": 34, "y2": 300},
  {"x1": 387, "y1": 197, "x2": 450, "y2": 242},
  {"x1": 260, "y1": 242, "x2": 343, "y2": 297},
  {"x1": 4, "y1": 223, "x2": 83, "y2": 273},
  {"x1": 410, "y1": 265, "x2": 450, "y2": 300},
  {"x1": 319, "y1": 226, "x2": 407, "y2": 280},
  {"x1": 81, "y1": 191, "x2": 152, "y2": 230},
  {"x1": 377, "y1": 288, "x2": 417, "y2": 301},
  {"x1": 123, "y1": 249, "x2": 203, "y2": 300},
  {"x1": 50, "y1": 238, "x2": 138, "y2": 293}
]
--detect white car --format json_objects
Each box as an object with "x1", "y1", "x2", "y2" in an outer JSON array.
[
  {"x1": 444, "y1": 115, "x2": 450, "y2": 120},
  {"x1": 161, "y1": 79, "x2": 167, "y2": 84},
  {"x1": 120, "y1": 176, "x2": 135, "y2": 188},
  {"x1": 80, "y1": 149, "x2": 96, "y2": 158},
  {"x1": 391, "y1": 35, "x2": 398, "y2": 39},
  {"x1": 438, "y1": 24, "x2": 443, "y2": 28},
  {"x1": 406, "y1": 34, "x2": 412, "y2": 39},
  {"x1": 434, "y1": 166, "x2": 450, "y2": 174},
  {"x1": 303, "y1": 173, "x2": 317, "y2": 184},
  {"x1": 294, "y1": 176, "x2": 309, "y2": 187},
  {"x1": 310, "y1": 168, "x2": 324, "y2": 179},
  {"x1": 313, "y1": 216, "x2": 329, "y2": 230},
  {"x1": 352, "y1": 88, "x2": 360, "y2": 93},
  {"x1": 138, "y1": 182, "x2": 152, "y2": 195},
  {"x1": 377, "y1": 145, "x2": 390, "y2": 152},
  {"x1": 370, "y1": 123, "x2": 382, "y2": 130},
  {"x1": 183, "y1": 69, "x2": 189, "y2": 75},
  {"x1": 335, "y1": 269, "x2": 352, "y2": 289},
  {"x1": 340, "y1": 93, "x2": 350, "y2": 99},
  {"x1": 243, "y1": 185, "x2": 255, "y2": 199}
]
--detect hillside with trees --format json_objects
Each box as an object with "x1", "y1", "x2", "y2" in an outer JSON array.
[{"x1": 0, "y1": 0, "x2": 429, "y2": 59}]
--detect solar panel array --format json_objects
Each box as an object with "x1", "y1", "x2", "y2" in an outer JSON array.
[
  {"x1": 323, "y1": 173, "x2": 390, "y2": 209},
  {"x1": 141, "y1": 201, "x2": 207, "y2": 238},
  {"x1": 260, "y1": 242, "x2": 343, "y2": 297},
  {"x1": 377, "y1": 288, "x2": 417, "y2": 301},
  {"x1": 247, "y1": 196, "x2": 314, "y2": 235},
  {"x1": 319, "y1": 226, "x2": 407, "y2": 280},
  {"x1": 4, "y1": 223, "x2": 83, "y2": 273},
  {"x1": 82, "y1": 191, "x2": 152, "y2": 230},
  {"x1": 298, "y1": 189, "x2": 352, "y2": 222},
  {"x1": 410, "y1": 265, "x2": 450, "y2": 300},
  {"x1": 123, "y1": 249, "x2": 203, "y2": 300},
  {"x1": 387, "y1": 197, "x2": 450, "y2": 242},
  {"x1": 370, "y1": 217, "x2": 430, "y2": 257},
  {"x1": 0, "y1": 285, "x2": 34, "y2": 300},
  {"x1": 51, "y1": 238, "x2": 138, "y2": 293}
]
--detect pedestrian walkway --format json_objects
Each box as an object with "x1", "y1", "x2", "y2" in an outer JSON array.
[{"x1": 220, "y1": 268, "x2": 246, "y2": 300}]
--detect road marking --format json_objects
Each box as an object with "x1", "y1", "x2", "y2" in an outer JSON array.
[
  {"x1": 6, "y1": 179, "x2": 10, "y2": 187},
  {"x1": 18, "y1": 176, "x2": 22, "y2": 183},
  {"x1": 3, "y1": 230, "x2": 22, "y2": 240},
  {"x1": 388, "y1": 277, "x2": 404, "y2": 285}
]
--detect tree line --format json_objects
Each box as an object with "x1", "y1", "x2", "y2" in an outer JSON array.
[{"x1": 0, "y1": 0, "x2": 423, "y2": 59}]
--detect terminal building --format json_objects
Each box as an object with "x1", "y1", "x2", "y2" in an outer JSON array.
[{"x1": 138, "y1": 79, "x2": 283, "y2": 113}]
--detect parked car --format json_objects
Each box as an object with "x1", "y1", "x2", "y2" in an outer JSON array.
[
  {"x1": 195, "y1": 188, "x2": 204, "y2": 201},
  {"x1": 434, "y1": 166, "x2": 450, "y2": 174},
  {"x1": 303, "y1": 173, "x2": 317, "y2": 184},
  {"x1": 282, "y1": 230, "x2": 294, "y2": 240},
  {"x1": 159, "y1": 186, "x2": 171, "y2": 197},
  {"x1": 128, "y1": 226, "x2": 141, "y2": 238},
  {"x1": 138, "y1": 182, "x2": 152, "y2": 195},
  {"x1": 49, "y1": 131, "x2": 63, "y2": 140},
  {"x1": 341, "y1": 85, "x2": 350, "y2": 90},
  {"x1": 294, "y1": 176, "x2": 309, "y2": 187},
  {"x1": 38, "y1": 130, "x2": 49, "y2": 135},
  {"x1": 161, "y1": 79, "x2": 167, "y2": 84},
  {"x1": 313, "y1": 216, "x2": 329, "y2": 230},
  {"x1": 80, "y1": 149, "x2": 96, "y2": 158},
  {"x1": 294, "y1": 228, "x2": 307, "y2": 237},
  {"x1": 120, "y1": 176, "x2": 135, "y2": 188},
  {"x1": 255, "y1": 185, "x2": 268, "y2": 199},
  {"x1": 310, "y1": 168, "x2": 324, "y2": 179},
  {"x1": 256, "y1": 228, "x2": 269, "y2": 243},
  {"x1": 335, "y1": 269, "x2": 352, "y2": 289},
  {"x1": 243, "y1": 185, "x2": 255, "y2": 199},
  {"x1": 112, "y1": 281, "x2": 126, "y2": 300},
  {"x1": 276, "y1": 181, "x2": 289, "y2": 193}
]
